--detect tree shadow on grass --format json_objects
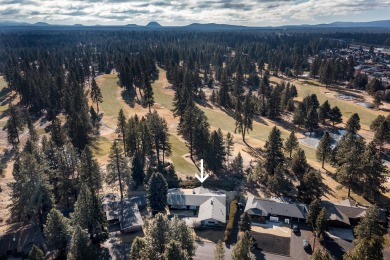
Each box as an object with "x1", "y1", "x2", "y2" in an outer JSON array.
[{"x1": 120, "y1": 88, "x2": 136, "y2": 109}]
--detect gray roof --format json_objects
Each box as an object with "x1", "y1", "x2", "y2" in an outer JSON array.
[
  {"x1": 167, "y1": 189, "x2": 226, "y2": 207},
  {"x1": 322, "y1": 201, "x2": 387, "y2": 224},
  {"x1": 245, "y1": 196, "x2": 307, "y2": 219},
  {"x1": 0, "y1": 224, "x2": 44, "y2": 255},
  {"x1": 198, "y1": 197, "x2": 226, "y2": 223},
  {"x1": 102, "y1": 196, "x2": 144, "y2": 230},
  {"x1": 321, "y1": 201, "x2": 350, "y2": 225}
]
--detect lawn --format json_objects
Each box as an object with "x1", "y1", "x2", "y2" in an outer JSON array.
[
  {"x1": 194, "y1": 229, "x2": 225, "y2": 243},
  {"x1": 296, "y1": 80, "x2": 386, "y2": 128},
  {"x1": 169, "y1": 134, "x2": 197, "y2": 177},
  {"x1": 97, "y1": 74, "x2": 125, "y2": 120}
]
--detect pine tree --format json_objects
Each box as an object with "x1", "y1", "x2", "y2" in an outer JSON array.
[
  {"x1": 225, "y1": 132, "x2": 234, "y2": 166},
  {"x1": 207, "y1": 129, "x2": 226, "y2": 174},
  {"x1": 284, "y1": 131, "x2": 299, "y2": 158},
  {"x1": 164, "y1": 240, "x2": 189, "y2": 260},
  {"x1": 298, "y1": 169, "x2": 323, "y2": 204},
  {"x1": 116, "y1": 109, "x2": 127, "y2": 154},
  {"x1": 315, "y1": 208, "x2": 327, "y2": 237},
  {"x1": 90, "y1": 78, "x2": 103, "y2": 113},
  {"x1": 26, "y1": 114, "x2": 38, "y2": 143},
  {"x1": 264, "y1": 127, "x2": 284, "y2": 176},
  {"x1": 29, "y1": 245, "x2": 45, "y2": 260},
  {"x1": 130, "y1": 237, "x2": 147, "y2": 260},
  {"x1": 218, "y1": 72, "x2": 230, "y2": 108},
  {"x1": 79, "y1": 147, "x2": 102, "y2": 193},
  {"x1": 132, "y1": 153, "x2": 144, "y2": 188},
  {"x1": 346, "y1": 113, "x2": 361, "y2": 134},
  {"x1": 3, "y1": 104, "x2": 24, "y2": 147},
  {"x1": 291, "y1": 148, "x2": 309, "y2": 178},
  {"x1": 360, "y1": 142, "x2": 387, "y2": 200},
  {"x1": 44, "y1": 208, "x2": 70, "y2": 257},
  {"x1": 230, "y1": 152, "x2": 244, "y2": 176},
  {"x1": 373, "y1": 91, "x2": 383, "y2": 109},
  {"x1": 373, "y1": 120, "x2": 390, "y2": 151},
  {"x1": 366, "y1": 78, "x2": 383, "y2": 96},
  {"x1": 336, "y1": 133, "x2": 365, "y2": 197},
  {"x1": 316, "y1": 132, "x2": 333, "y2": 168},
  {"x1": 344, "y1": 236, "x2": 384, "y2": 260},
  {"x1": 71, "y1": 184, "x2": 108, "y2": 244},
  {"x1": 147, "y1": 172, "x2": 168, "y2": 212},
  {"x1": 50, "y1": 117, "x2": 66, "y2": 148},
  {"x1": 318, "y1": 101, "x2": 331, "y2": 124},
  {"x1": 344, "y1": 205, "x2": 385, "y2": 260},
  {"x1": 143, "y1": 75, "x2": 155, "y2": 113},
  {"x1": 231, "y1": 231, "x2": 255, "y2": 260},
  {"x1": 238, "y1": 212, "x2": 252, "y2": 232},
  {"x1": 169, "y1": 215, "x2": 196, "y2": 258},
  {"x1": 67, "y1": 225, "x2": 96, "y2": 260},
  {"x1": 307, "y1": 199, "x2": 321, "y2": 229},
  {"x1": 305, "y1": 107, "x2": 318, "y2": 134},
  {"x1": 9, "y1": 152, "x2": 53, "y2": 228},
  {"x1": 354, "y1": 205, "x2": 383, "y2": 240},
  {"x1": 144, "y1": 213, "x2": 170, "y2": 258},
  {"x1": 293, "y1": 103, "x2": 306, "y2": 126},
  {"x1": 329, "y1": 106, "x2": 343, "y2": 127},
  {"x1": 106, "y1": 141, "x2": 132, "y2": 208}
]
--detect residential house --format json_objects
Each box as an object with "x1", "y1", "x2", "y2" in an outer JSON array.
[
  {"x1": 321, "y1": 199, "x2": 387, "y2": 228},
  {"x1": 0, "y1": 224, "x2": 44, "y2": 258},
  {"x1": 102, "y1": 193, "x2": 144, "y2": 233},
  {"x1": 244, "y1": 196, "x2": 308, "y2": 224},
  {"x1": 167, "y1": 187, "x2": 227, "y2": 227}
]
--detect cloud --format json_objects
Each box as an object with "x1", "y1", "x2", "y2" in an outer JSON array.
[{"x1": 0, "y1": 0, "x2": 389, "y2": 25}]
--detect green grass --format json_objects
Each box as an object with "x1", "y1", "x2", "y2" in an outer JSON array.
[
  {"x1": 298, "y1": 82, "x2": 386, "y2": 128},
  {"x1": 169, "y1": 134, "x2": 197, "y2": 177},
  {"x1": 152, "y1": 71, "x2": 174, "y2": 110},
  {"x1": 99, "y1": 75, "x2": 125, "y2": 118},
  {"x1": 94, "y1": 136, "x2": 112, "y2": 157}
]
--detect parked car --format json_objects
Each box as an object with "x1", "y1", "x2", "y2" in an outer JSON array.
[
  {"x1": 303, "y1": 239, "x2": 310, "y2": 249},
  {"x1": 292, "y1": 225, "x2": 300, "y2": 233}
]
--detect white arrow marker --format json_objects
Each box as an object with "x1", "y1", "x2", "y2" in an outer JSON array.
[{"x1": 195, "y1": 159, "x2": 209, "y2": 183}]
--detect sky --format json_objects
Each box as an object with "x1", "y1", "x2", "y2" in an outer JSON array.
[{"x1": 0, "y1": 0, "x2": 390, "y2": 26}]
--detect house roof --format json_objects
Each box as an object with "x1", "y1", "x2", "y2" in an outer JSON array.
[
  {"x1": 102, "y1": 195, "x2": 144, "y2": 230},
  {"x1": 167, "y1": 188, "x2": 226, "y2": 207},
  {"x1": 245, "y1": 196, "x2": 307, "y2": 219},
  {"x1": 322, "y1": 200, "x2": 387, "y2": 224},
  {"x1": 0, "y1": 224, "x2": 44, "y2": 255},
  {"x1": 321, "y1": 201, "x2": 351, "y2": 226},
  {"x1": 198, "y1": 197, "x2": 226, "y2": 223}
]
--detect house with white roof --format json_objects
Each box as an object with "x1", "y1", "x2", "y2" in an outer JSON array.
[{"x1": 167, "y1": 187, "x2": 227, "y2": 227}]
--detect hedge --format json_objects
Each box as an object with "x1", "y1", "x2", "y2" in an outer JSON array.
[{"x1": 224, "y1": 197, "x2": 239, "y2": 242}]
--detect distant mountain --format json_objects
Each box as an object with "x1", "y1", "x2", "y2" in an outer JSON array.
[
  {"x1": 325, "y1": 20, "x2": 390, "y2": 28},
  {"x1": 73, "y1": 24, "x2": 84, "y2": 27},
  {"x1": 1, "y1": 19, "x2": 390, "y2": 30},
  {"x1": 186, "y1": 23, "x2": 248, "y2": 30},
  {"x1": 146, "y1": 21, "x2": 161, "y2": 27},
  {"x1": 34, "y1": 22, "x2": 50, "y2": 26}
]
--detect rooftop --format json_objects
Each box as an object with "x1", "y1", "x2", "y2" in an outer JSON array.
[{"x1": 245, "y1": 196, "x2": 307, "y2": 219}]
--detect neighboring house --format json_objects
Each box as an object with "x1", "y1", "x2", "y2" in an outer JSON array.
[
  {"x1": 167, "y1": 187, "x2": 227, "y2": 227},
  {"x1": 102, "y1": 193, "x2": 144, "y2": 233},
  {"x1": 321, "y1": 199, "x2": 387, "y2": 228},
  {"x1": 244, "y1": 196, "x2": 308, "y2": 224},
  {"x1": 0, "y1": 224, "x2": 44, "y2": 258}
]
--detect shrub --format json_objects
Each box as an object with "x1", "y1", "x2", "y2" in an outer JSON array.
[{"x1": 224, "y1": 197, "x2": 239, "y2": 242}]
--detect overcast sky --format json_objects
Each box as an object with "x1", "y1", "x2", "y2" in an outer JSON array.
[{"x1": 0, "y1": 0, "x2": 390, "y2": 26}]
